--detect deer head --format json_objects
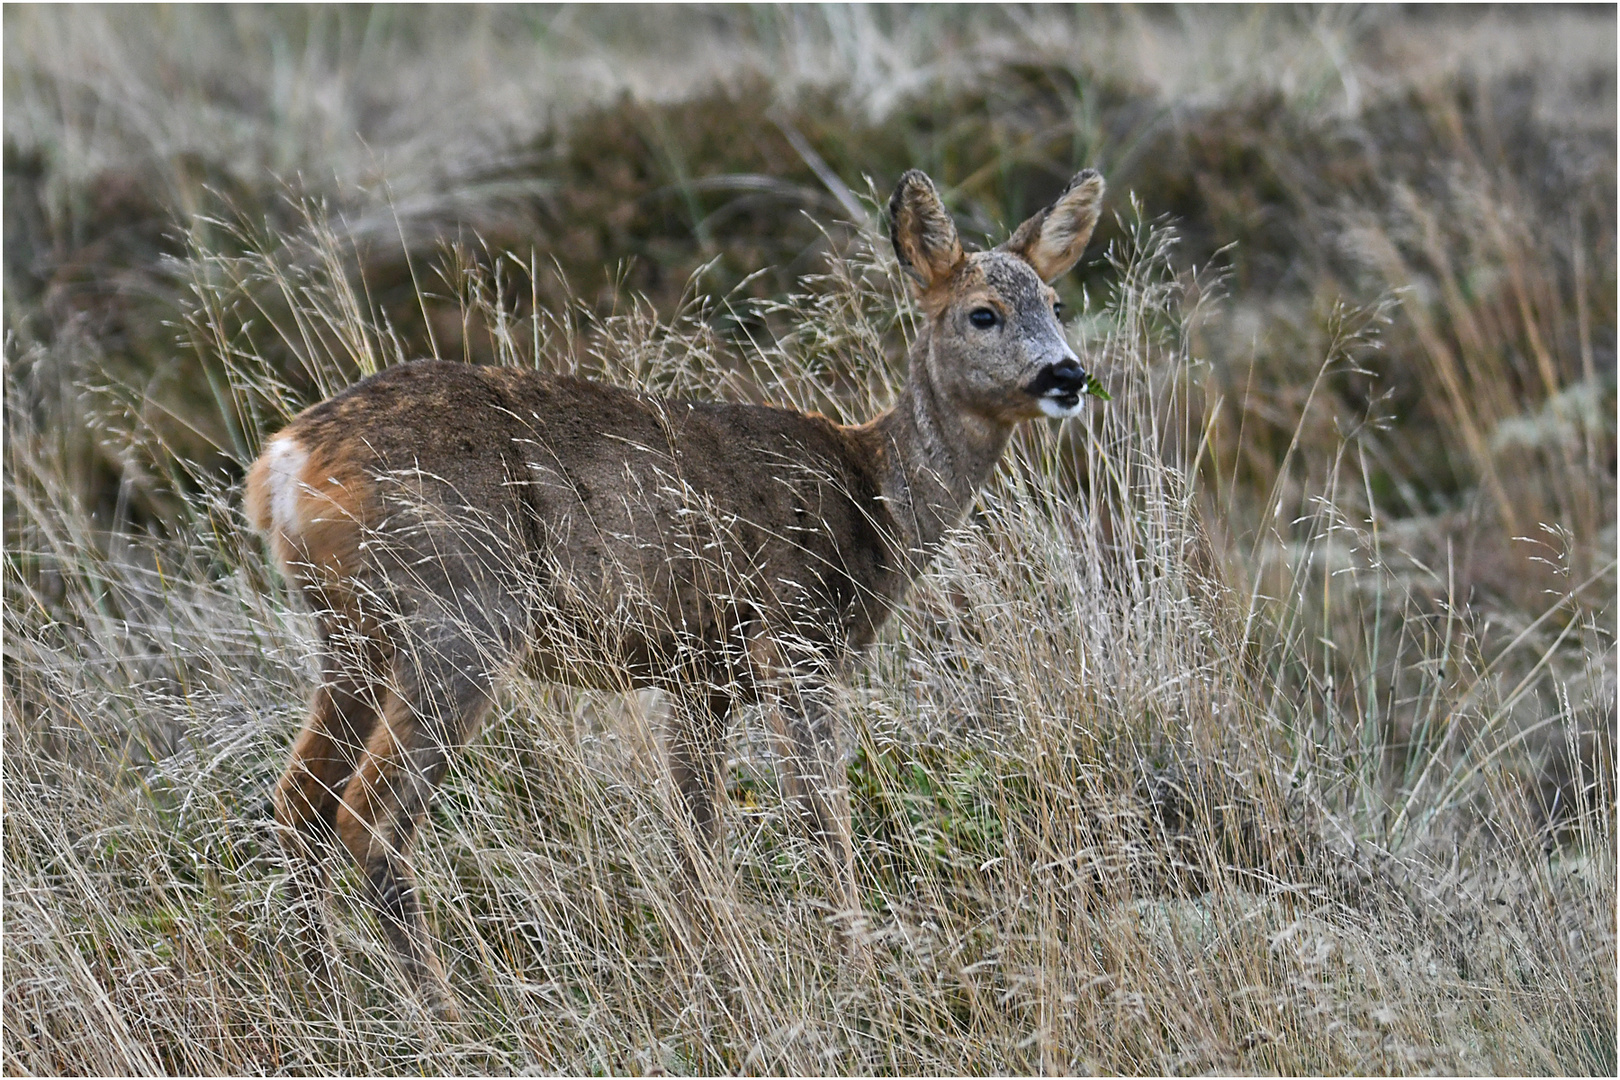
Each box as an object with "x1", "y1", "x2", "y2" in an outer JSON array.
[{"x1": 889, "y1": 168, "x2": 1105, "y2": 423}]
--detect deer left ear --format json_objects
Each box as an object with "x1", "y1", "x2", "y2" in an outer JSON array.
[
  {"x1": 1001, "y1": 169, "x2": 1105, "y2": 283},
  {"x1": 889, "y1": 170, "x2": 965, "y2": 294}
]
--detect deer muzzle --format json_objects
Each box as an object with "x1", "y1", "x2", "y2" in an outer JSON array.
[{"x1": 1026, "y1": 359, "x2": 1089, "y2": 417}]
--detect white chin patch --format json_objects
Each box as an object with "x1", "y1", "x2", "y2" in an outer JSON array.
[{"x1": 1037, "y1": 395, "x2": 1083, "y2": 419}]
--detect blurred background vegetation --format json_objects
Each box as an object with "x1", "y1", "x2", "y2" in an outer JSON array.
[{"x1": 4, "y1": 5, "x2": 1614, "y2": 1073}]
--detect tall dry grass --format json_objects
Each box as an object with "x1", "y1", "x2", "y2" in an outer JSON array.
[
  {"x1": 5, "y1": 5, "x2": 1614, "y2": 1075},
  {"x1": 6, "y1": 192, "x2": 1611, "y2": 1073}
]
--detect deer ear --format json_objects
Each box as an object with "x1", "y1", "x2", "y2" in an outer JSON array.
[
  {"x1": 889, "y1": 170, "x2": 964, "y2": 293},
  {"x1": 1002, "y1": 169, "x2": 1105, "y2": 283}
]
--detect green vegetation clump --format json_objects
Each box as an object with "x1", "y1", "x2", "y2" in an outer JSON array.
[{"x1": 5, "y1": 6, "x2": 1613, "y2": 1074}]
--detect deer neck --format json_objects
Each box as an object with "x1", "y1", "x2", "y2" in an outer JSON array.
[{"x1": 862, "y1": 337, "x2": 1013, "y2": 569}]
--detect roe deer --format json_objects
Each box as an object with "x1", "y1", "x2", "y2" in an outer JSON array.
[{"x1": 248, "y1": 168, "x2": 1105, "y2": 1019}]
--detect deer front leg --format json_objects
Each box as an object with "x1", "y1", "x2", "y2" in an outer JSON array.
[
  {"x1": 761, "y1": 672, "x2": 868, "y2": 962},
  {"x1": 667, "y1": 688, "x2": 733, "y2": 884},
  {"x1": 661, "y1": 686, "x2": 737, "y2": 972}
]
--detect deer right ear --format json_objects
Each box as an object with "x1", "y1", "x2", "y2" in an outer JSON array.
[
  {"x1": 889, "y1": 170, "x2": 964, "y2": 293},
  {"x1": 1002, "y1": 169, "x2": 1105, "y2": 283}
]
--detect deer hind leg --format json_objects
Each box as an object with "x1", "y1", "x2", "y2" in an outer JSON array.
[
  {"x1": 332, "y1": 629, "x2": 502, "y2": 1022},
  {"x1": 273, "y1": 634, "x2": 388, "y2": 984}
]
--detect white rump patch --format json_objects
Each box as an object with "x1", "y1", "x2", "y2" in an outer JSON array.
[{"x1": 262, "y1": 433, "x2": 311, "y2": 535}]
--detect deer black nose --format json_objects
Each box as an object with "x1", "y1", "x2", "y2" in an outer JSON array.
[
  {"x1": 1048, "y1": 359, "x2": 1086, "y2": 393},
  {"x1": 1027, "y1": 358, "x2": 1088, "y2": 399}
]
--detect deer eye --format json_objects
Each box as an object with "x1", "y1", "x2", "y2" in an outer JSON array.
[{"x1": 968, "y1": 307, "x2": 999, "y2": 329}]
